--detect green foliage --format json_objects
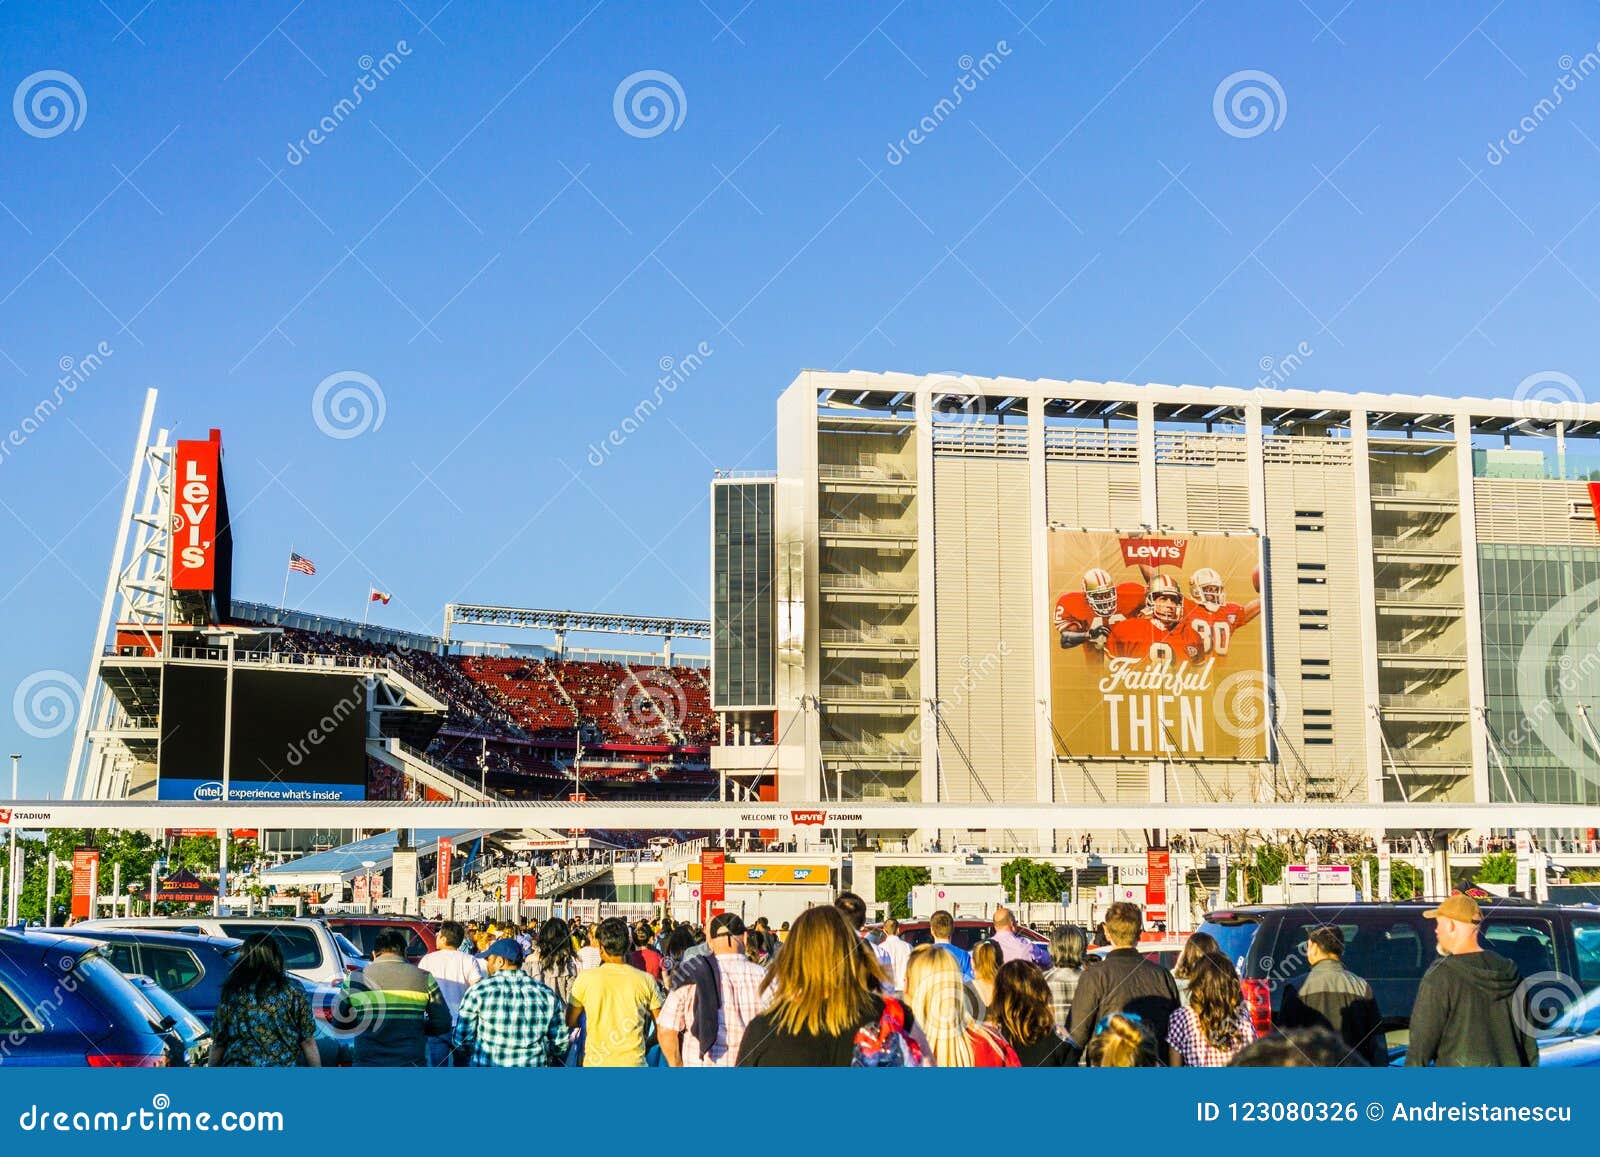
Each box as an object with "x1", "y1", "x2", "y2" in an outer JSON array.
[
  {"x1": 874, "y1": 865, "x2": 931, "y2": 919},
  {"x1": 1475, "y1": 850, "x2": 1518, "y2": 886},
  {"x1": 11, "y1": 829, "x2": 260, "y2": 923},
  {"x1": 1001, "y1": 857, "x2": 1070, "y2": 904},
  {"x1": 1566, "y1": 867, "x2": 1600, "y2": 884}
]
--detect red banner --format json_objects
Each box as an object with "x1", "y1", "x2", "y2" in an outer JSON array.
[
  {"x1": 436, "y1": 838, "x2": 452, "y2": 900},
  {"x1": 1118, "y1": 536, "x2": 1188, "y2": 568},
  {"x1": 1146, "y1": 848, "x2": 1170, "y2": 925},
  {"x1": 171, "y1": 437, "x2": 221, "y2": 590},
  {"x1": 1588, "y1": 482, "x2": 1600, "y2": 535},
  {"x1": 700, "y1": 850, "x2": 726, "y2": 902},
  {"x1": 71, "y1": 848, "x2": 100, "y2": 920}
]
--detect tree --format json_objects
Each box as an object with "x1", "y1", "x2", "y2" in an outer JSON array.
[
  {"x1": 1000, "y1": 857, "x2": 1070, "y2": 904},
  {"x1": 1475, "y1": 851, "x2": 1518, "y2": 886},
  {"x1": 874, "y1": 865, "x2": 930, "y2": 919}
]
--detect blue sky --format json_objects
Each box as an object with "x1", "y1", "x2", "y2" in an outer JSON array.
[{"x1": 3, "y1": 0, "x2": 1600, "y2": 795}]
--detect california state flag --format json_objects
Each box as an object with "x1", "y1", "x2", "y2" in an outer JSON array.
[{"x1": 369, "y1": 587, "x2": 392, "y2": 605}]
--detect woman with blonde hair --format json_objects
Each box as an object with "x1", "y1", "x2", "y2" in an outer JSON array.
[
  {"x1": 738, "y1": 906, "x2": 916, "y2": 1066},
  {"x1": 1084, "y1": 1013, "x2": 1160, "y2": 1067},
  {"x1": 970, "y1": 939, "x2": 1002, "y2": 1014},
  {"x1": 904, "y1": 944, "x2": 1018, "y2": 1067}
]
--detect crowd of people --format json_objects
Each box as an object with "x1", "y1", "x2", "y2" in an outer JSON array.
[{"x1": 203, "y1": 891, "x2": 1539, "y2": 1069}]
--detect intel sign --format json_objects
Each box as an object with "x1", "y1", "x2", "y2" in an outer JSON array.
[{"x1": 191, "y1": 781, "x2": 225, "y2": 801}]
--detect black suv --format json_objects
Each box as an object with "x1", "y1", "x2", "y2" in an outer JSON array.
[{"x1": 1198, "y1": 901, "x2": 1600, "y2": 1040}]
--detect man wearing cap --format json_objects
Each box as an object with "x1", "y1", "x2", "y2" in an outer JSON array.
[
  {"x1": 451, "y1": 938, "x2": 569, "y2": 1067},
  {"x1": 1406, "y1": 894, "x2": 1538, "y2": 1067},
  {"x1": 658, "y1": 913, "x2": 771, "y2": 1066}
]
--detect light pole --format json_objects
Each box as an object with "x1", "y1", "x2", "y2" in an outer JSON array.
[
  {"x1": 7, "y1": 754, "x2": 19, "y2": 927},
  {"x1": 361, "y1": 860, "x2": 377, "y2": 914}
]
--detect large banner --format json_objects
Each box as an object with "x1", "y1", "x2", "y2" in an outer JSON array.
[
  {"x1": 1048, "y1": 531, "x2": 1267, "y2": 760},
  {"x1": 171, "y1": 437, "x2": 220, "y2": 590}
]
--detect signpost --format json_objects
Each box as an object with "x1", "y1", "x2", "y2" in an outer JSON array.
[
  {"x1": 436, "y1": 838, "x2": 453, "y2": 901},
  {"x1": 1146, "y1": 847, "x2": 1170, "y2": 928},
  {"x1": 699, "y1": 849, "x2": 726, "y2": 926},
  {"x1": 70, "y1": 848, "x2": 99, "y2": 921}
]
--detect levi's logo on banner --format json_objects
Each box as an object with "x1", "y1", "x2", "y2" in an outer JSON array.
[
  {"x1": 1119, "y1": 537, "x2": 1187, "y2": 567},
  {"x1": 790, "y1": 809, "x2": 826, "y2": 826},
  {"x1": 0, "y1": 809, "x2": 10, "y2": 825},
  {"x1": 171, "y1": 437, "x2": 219, "y2": 590}
]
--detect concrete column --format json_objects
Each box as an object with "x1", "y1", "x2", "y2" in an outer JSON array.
[
  {"x1": 1028, "y1": 401, "x2": 1054, "y2": 850},
  {"x1": 1350, "y1": 410, "x2": 1385, "y2": 802},
  {"x1": 916, "y1": 387, "x2": 940, "y2": 807},
  {"x1": 1454, "y1": 414, "x2": 1491, "y2": 803}
]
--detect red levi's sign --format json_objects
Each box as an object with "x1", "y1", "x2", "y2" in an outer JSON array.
[
  {"x1": 790, "y1": 809, "x2": 827, "y2": 826},
  {"x1": 1119, "y1": 537, "x2": 1188, "y2": 568},
  {"x1": 171, "y1": 437, "x2": 220, "y2": 590}
]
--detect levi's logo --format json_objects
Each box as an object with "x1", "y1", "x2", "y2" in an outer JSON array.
[
  {"x1": 790, "y1": 809, "x2": 826, "y2": 826},
  {"x1": 1119, "y1": 537, "x2": 1187, "y2": 567}
]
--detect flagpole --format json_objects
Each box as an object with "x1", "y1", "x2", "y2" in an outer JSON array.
[
  {"x1": 279, "y1": 545, "x2": 293, "y2": 609},
  {"x1": 362, "y1": 590, "x2": 371, "y2": 626}
]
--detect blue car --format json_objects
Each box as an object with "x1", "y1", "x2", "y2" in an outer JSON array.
[
  {"x1": 68, "y1": 927, "x2": 243, "y2": 1025},
  {"x1": 0, "y1": 927, "x2": 175, "y2": 1067}
]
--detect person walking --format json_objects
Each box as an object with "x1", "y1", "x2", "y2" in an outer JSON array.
[
  {"x1": 628, "y1": 922, "x2": 664, "y2": 983},
  {"x1": 566, "y1": 917, "x2": 662, "y2": 1067},
  {"x1": 739, "y1": 906, "x2": 917, "y2": 1067},
  {"x1": 1172, "y1": 932, "x2": 1222, "y2": 1007},
  {"x1": 875, "y1": 917, "x2": 912, "y2": 995},
  {"x1": 210, "y1": 934, "x2": 320, "y2": 1067},
  {"x1": 335, "y1": 929, "x2": 452, "y2": 1067},
  {"x1": 525, "y1": 917, "x2": 580, "y2": 1006},
  {"x1": 417, "y1": 921, "x2": 485, "y2": 1067},
  {"x1": 928, "y1": 910, "x2": 974, "y2": 981},
  {"x1": 1042, "y1": 924, "x2": 1087, "y2": 1031},
  {"x1": 452, "y1": 938, "x2": 568, "y2": 1067},
  {"x1": 987, "y1": 960, "x2": 1073, "y2": 1066},
  {"x1": 970, "y1": 940, "x2": 1002, "y2": 1015},
  {"x1": 1069, "y1": 902, "x2": 1180, "y2": 1052},
  {"x1": 990, "y1": 907, "x2": 1032, "y2": 964},
  {"x1": 1278, "y1": 925, "x2": 1386, "y2": 1066},
  {"x1": 1406, "y1": 894, "x2": 1538, "y2": 1067},
  {"x1": 1164, "y1": 953, "x2": 1255, "y2": 1066},
  {"x1": 658, "y1": 912, "x2": 771, "y2": 1066},
  {"x1": 904, "y1": 945, "x2": 1018, "y2": 1067}
]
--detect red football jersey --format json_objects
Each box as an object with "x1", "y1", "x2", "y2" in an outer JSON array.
[
  {"x1": 1183, "y1": 600, "x2": 1260, "y2": 658},
  {"x1": 1053, "y1": 582, "x2": 1146, "y2": 632},
  {"x1": 1104, "y1": 616, "x2": 1205, "y2": 663}
]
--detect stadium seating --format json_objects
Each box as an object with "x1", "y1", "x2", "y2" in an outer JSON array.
[{"x1": 253, "y1": 625, "x2": 719, "y2": 800}]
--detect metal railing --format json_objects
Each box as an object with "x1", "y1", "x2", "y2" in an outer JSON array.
[
  {"x1": 820, "y1": 573, "x2": 918, "y2": 591},
  {"x1": 818, "y1": 463, "x2": 912, "y2": 482},
  {"x1": 1371, "y1": 533, "x2": 1462, "y2": 553},
  {"x1": 819, "y1": 516, "x2": 916, "y2": 537},
  {"x1": 821, "y1": 627, "x2": 915, "y2": 646}
]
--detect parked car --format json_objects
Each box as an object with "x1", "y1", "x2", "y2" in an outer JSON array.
[
  {"x1": 1087, "y1": 938, "x2": 1191, "y2": 971},
  {"x1": 1198, "y1": 900, "x2": 1600, "y2": 1043},
  {"x1": 127, "y1": 975, "x2": 210, "y2": 1067},
  {"x1": 67, "y1": 928, "x2": 242, "y2": 1024},
  {"x1": 73, "y1": 916, "x2": 358, "y2": 986},
  {"x1": 0, "y1": 927, "x2": 176, "y2": 1066},
  {"x1": 868, "y1": 918, "x2": 1052, "y2": 967},
  {"x1": 324, "y1": 917, "x2": 439, "y2": 963}
]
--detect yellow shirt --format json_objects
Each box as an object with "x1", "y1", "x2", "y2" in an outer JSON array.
[{"x1": 570, "y1": 961, "x2": 661, "y2": 1067}]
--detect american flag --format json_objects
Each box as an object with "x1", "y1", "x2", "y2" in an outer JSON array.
[{"x1": 288, "y1": 552, "x2": 316, "y2": 576}]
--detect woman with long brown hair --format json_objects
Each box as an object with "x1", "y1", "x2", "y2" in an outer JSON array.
[
  {"x1": 904, "y1": 944, "x2": 1018, "y2": 1067},
  {"x1": 1165, "y1": 952, "x2": 1255, "y2": 1066},
  {"x1": 1172, "y1": 930, "x2": 1222, "y2": 1006},
  {"x1": 738, "y1": 906, "x2": 916, "y2": 1066},
  {"x1": 986, "y1": 960, "x2": 1073, "y2": 1067},
  {"x1": 970, "y1": 939, "x2": 1002, "y2": 1014}
]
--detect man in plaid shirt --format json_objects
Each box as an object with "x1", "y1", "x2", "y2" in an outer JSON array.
[
  {"x1": 657, "y1": 912, "x2": 770, "y2": 1066},
  {"x1": 452, "y1": 939, "x2": 569, "y2": 1067}
]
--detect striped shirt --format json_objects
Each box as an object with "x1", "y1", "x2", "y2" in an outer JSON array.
[
  {"x1": 451, "y1": 970, "x2": 569, "y2": 1067},
  {"x1": 335, "y1": 957, "x2": 453, "y2": 1067}
]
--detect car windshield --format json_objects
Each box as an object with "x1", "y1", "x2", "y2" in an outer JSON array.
[
  {"x1": 1197, "y1": 920, "x2": 1259, "y2": 971},
  {"x1": 334, "y1": 933, "x2": 368, "y2": 960}
]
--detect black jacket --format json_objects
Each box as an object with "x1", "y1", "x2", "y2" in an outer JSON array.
[
  {"x1": 1405, "y1": 949, "x2": 1538, "y2": 1067},
  {"x1": 1068, "y1": 947, "x2": 1180, "y2": 1049},
  {"x1": 1278, "y1": 958, "x2": 1386, "y2": 1066}
]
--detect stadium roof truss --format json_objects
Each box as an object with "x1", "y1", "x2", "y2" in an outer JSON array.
[{"x1": 442, "y1": 603, "x2": 710, "y2": 644}]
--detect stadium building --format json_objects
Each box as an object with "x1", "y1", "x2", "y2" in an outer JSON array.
[{"x1": 709, "y1": 370, "x2": 1600, "y2": 845}]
